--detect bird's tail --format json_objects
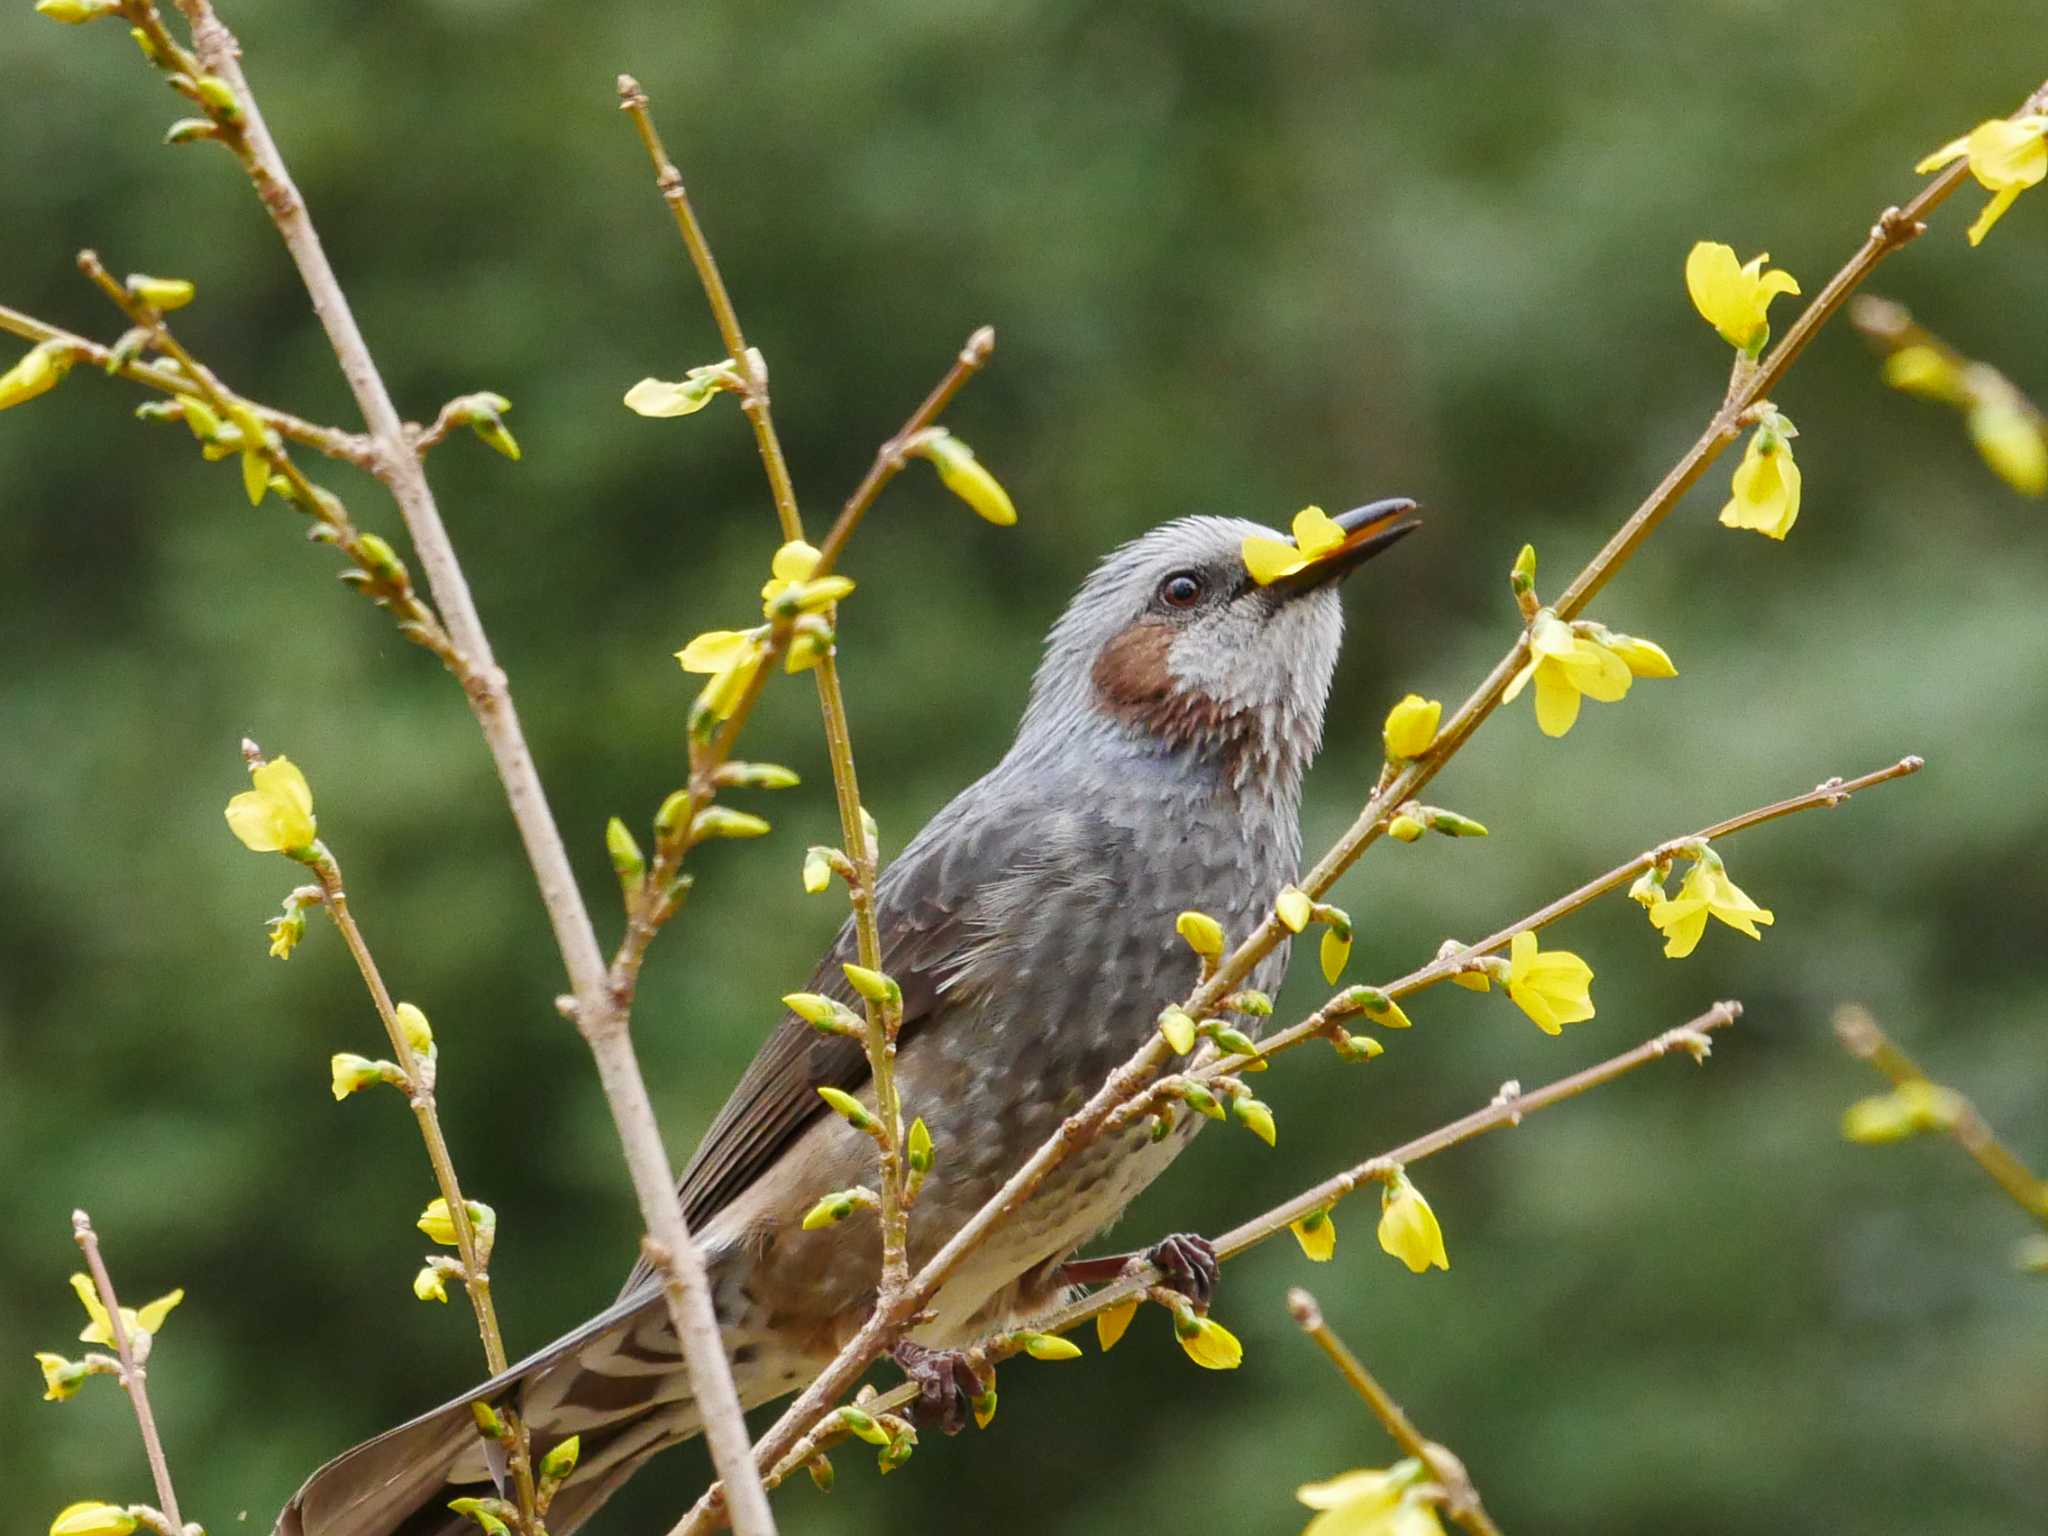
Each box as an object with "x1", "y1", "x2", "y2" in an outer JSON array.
[{"x1": 276, "y1": 1291, "x2": 714, "y2": 1536}]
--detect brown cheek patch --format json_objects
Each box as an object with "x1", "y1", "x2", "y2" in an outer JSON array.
[
  {"x1": 1091, "y1": 617, "x2": 1261, "y2": 783},
  {"x1": 1091, "y1": 617, "x2": 1176, "y2": 711}
]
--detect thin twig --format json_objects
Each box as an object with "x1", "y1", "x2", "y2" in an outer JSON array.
[
  {"x1": 1834, "y1": 1004, "x2": 2048, "y2": 1223},
  {"x1": 1288, "y1": 1287, "x2": 1504, "y2": 1536},
  {"x1": 744, "y1": 1003, "x2": 1740, "y2": 1498},
  {"x1": 131, "y1": 6, "x2": 775, "y2": 1526},
  {"x1": 71, "y1": 1212, "x2": 184, "y2": 1532},
  {"x1": 0, "y1": 300, "x2": 374, "y2": 466}
]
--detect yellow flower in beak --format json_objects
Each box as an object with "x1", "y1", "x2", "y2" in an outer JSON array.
[{"x1": 1241, "y1": 506, "x2": 1349, "y2": 586}]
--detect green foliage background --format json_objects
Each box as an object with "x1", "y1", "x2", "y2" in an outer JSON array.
[{"x1": 4, "y1": 2, "x2": 2045, "y2": 1530}]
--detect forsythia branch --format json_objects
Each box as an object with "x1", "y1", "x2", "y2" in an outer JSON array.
[{"x1": 71, "y1": 1212, "x2": 186, "y2": 1534}]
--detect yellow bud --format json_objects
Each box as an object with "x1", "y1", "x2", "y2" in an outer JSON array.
[
  {"x1": 49, "y1": 1503, "x2": 138, "y2": 1536},
  {"x1": 1275, "y1": 887, "x2": 1313, "y2": 932},
  {"x1": 842, "y1": 964, "x2": 900, "y2": 1007},
  {"x1": 412, "y1": 1265, "x2": 449, "y2": 1304},
  {"x1": 654, "y1": 789, "x2": 693, "y2": 842},
  {"x1": 36, "y1": 0, "x2": 118, "y2": 21},
  {"x1": 1175, "y1": 910, "x2": 1226, "y2": 959},
  {"x1": 126, "y1": 274, "x2": 196, "y2": 311},
  {"x1": 906, "y1": 1116, "x2": 934, "y2": 1174},
  {"x1": 1158, "y1": 1006, "x2": 1198, "y2": 1055},
  {"x1": 446, "y1": 1498, "x2": 511, "y2": 1536},
  {"x1": 1387, "y1": 814, "x2": 1425, "y2": 843},
  {"x1": 690, "y1": 806, "x2": 770, "y2": 841},
  {"x1": 417, "y1": 1198, "x2": 495, "y2": 1249},
  {"x1": 606, "y1": 817, "x2": 646, "y2": 889},
  {"x1": 816, "y1": 1085, "x2": 878, "y2": 1133},
  {"x1": 194, "y1": 74, "x2": 242, "y2": 120},
  {"x1": 0, "y1": 341, "x2": 73, "y2": 411},
  {"x1": 1319, "y1": 928, "x2": 1351, "y2": 985},
  {"x1": 801, "y1": 846, "x2": 833, "y2": 894},
  {"x1": 917, "y1": 431, "x2": 1018, "y2": 526},
  {"x1": 970, "y1": 1388, "x2": 998, "y2": 1430},
  {"x1": 1231, "y1": 1095, "x2": 1277, "y2": 1147},
  {"x1": 1381, "y1": 693, "x2": 1441, "y2": 760},
  {"x1": 837, "y1": 1406, "x2": 892, "y2": 1446},
  {"x1": 1349, "y1": 987, "x2": 1412, "y2": 1029},
  {"x1": 394, "y1": 1002, "x2": 435, "y2": 1058},
  {"x1": 539, "y1": 1435, "x2": 581, "y2": 1482},
  {"x1": 784, "y1": 992, "x2": 858, "y2": 1032},
  {"x1": 1095, "y1": 1297, "x2": 1139, "y2": 1352},
  {"x1": 1881, "y1": 344, "x2": 1965, "y2": 402},
  {"x1": 623, "y1": 375, "x2": 719, "y2": 417},
  {"x1": 1968, "y1": 399, "x2": 2048, "y2": 497},
  {"x1": 1017, "y1": 1330, "x2": 1081, "y2": 1361}
]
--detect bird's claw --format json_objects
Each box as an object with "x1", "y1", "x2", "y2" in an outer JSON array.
[
  {"x1": 1144, "y1": 1232, "x2": 1219, "y2": 1309},
  {"x1": 891, "y1": 1340, "x2": 987, "y2": 1436}
]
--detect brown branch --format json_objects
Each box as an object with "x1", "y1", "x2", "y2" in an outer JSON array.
[
  {"x1": 72, "y1": 1212, "x2": 185, "y2": 1532},
  {"x1": 1834, "y1": 1004, "x2": 2048, "y2": 1224},
  {"x1": 1288, "y1": 1287, "x2": 1504, "y2": 1536}
]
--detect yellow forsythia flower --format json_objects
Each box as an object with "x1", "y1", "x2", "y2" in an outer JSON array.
[
  {"x1": 1502, "y1": 612, "x2": 1632, "y2": 737},
  {"x1": 1175, "y1": 910, "x2": 1226, "y2": 959},
  {"x1": 917, "y1": 431, "x2": 1019, "y2": 526},
  {"x1": 1377, "y1": 1173, "x2": 1449, "y2": 1274},
  {"x1": 1290, "y1": 1207, "x2": 1336, "y2": 1262},
  {"x1": 413, "y1": 1265, "x2": 449, "y2": 1304},
  {"x1": 69, "y1": 1273, "x2": 182, "y2": 1351},
  {"x1": 49, "y1": 1503, "x2": 139, "y2": 1536},
  {"x1": 1242, "y1": 506, "x2": 1347, "y2": 586},
  {"x1": 36, "y1": 1352, "x2": 91, "y2": 1402},
  {"x1": 0, "y1": 340, "x2": 73, "y2": 410},
  {"x1": 329, "y1": 1052, "x2": 390, "y2": 1101},
  {"x1": 1172, "y1": 1307, "x2": 1244, "y2": 1369},
  {"x1": 418, "y1": 1198, "x2": 496, "y2": 1248},
  {"x1": 1297, "y1": 1465, "x2": 1445, "y2": 1536},
  {"x1": 1916, "y1": 116, "x2": 2048, "y2": 246},
  {"x1": 1505, "y1": 930, "x2": 1595, "y2": 1034},
  {"x1": 1967, "y1": 398, "x2": 2048, "y2": 497},
  {"x1": 1381, "y1": 693, "x2": 1441, "y2": 760},
  {"x1": 676, "y1": 629, "x2": 763, "y2": 674},
  {"x1": 1685, "y1": 242, "x2": 1801, "y2": 356},
  {"x1": 758, "y1": 540, "x2": 820, "y2": 604},
  {"x1": 1721, "y1": 412, "x2": 1802, "y2": 539},
  {"x1": 623, "y1": 375, "x2": 720, "y2": 416},
  {"x1": 1095, "y1": 1297, "x2": 1139, "y2": 1352},
  {"x1": 224, "y1": 756, "x2": 317, "y2": 853},
  {"x1": 1646, "y1": 854, "x2": 1774, "y2": 959},
  {"x1": 1319, "y1": 927, "x2": 1352, "y2": 985}
]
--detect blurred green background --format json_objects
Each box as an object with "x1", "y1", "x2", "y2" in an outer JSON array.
[{"x1": 5, "y1": 2, "x2": 2045, "y2": 1531}]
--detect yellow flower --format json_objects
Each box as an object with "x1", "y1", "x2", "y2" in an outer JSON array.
[
  {"x1": 224, "y1": 756, "x2": 316, "y2": 854},
  {"x1": 916, "y1": 431, "x2": 1019, "y2": 526},
  {"x1": 418, "y1": 1198, "x2": 496, "y2": 1249},
  {"x1": 0, "y1": 340, "x2": 73, "y2": 411},
  {"x1": 623, "y1": 375, "x2": 721, "y2": 416},
  {"x1": 1967, "y1": 399, "x2": 2048, "y2": 496},
  {"x1": 329, "y1": 1052, "x2": 393, "y2": 1101},
  {"x1": 677, "y1": 629, "x2": 769, "y2": 724},
  {"x1": 412, "y1": 1265, "x2": 449, "y2": 1304},
  {"x1": 758, "y1": 540, "x2": 821, "y2": 604},
  {"x1": 1882, "y1": 344, "x2": 1967, "y2": 403},
  {"x1": 1290, "y1": 1207, "x2": 1336, "y2": 1262},
  {"x1": 1175, "y1": 910, "x2": 1226, "y2": 959},
  {"x1": 1502, "y1": 612, "x2": 1631, "y2": 737},
  {"x1": 1172, "y1": 1306, "x2": 1243, "y2": 1370},
  {"x1": 1095, "y1": 1297, "x2": 1139, "y2": 1352},
  {"x1": 1319, "y1": 927, "x2": 1352, "y2": 984},
  {"x1": 1275, "y1": 887, "x2": 1314, "y2": 932},
  {"x1": 1916, "y1": 116, "x2": 2048, "y2": 245},
  {"x1": 1720, "y1": 414, "x2": 1802, "y2": 539},
  {"x1": 266, "y1": 906, "x2": 305, "y2": 959},
  {"x1": 1297, "y1": 1465, "x2": 1445, "y2": 1536},
  {"x1": 69, "y1": 1273, "x2": 182, "y2": 1352},
  {"x1": 1242, "y1": 506, "x2": 1348, "y2": 585},
  {"x1": 1646, "y1": 854, "x2": 1774, "y2": 959},
  {"x1": 49, "y1": 1503, "x2": 139, "y2": 1536},
  {"x1": 1377, "y1": 1173, "x2": 1449, "y2": 1274},
  {"x1": 36, "y1": 1352, "x2": 92, "y2": 1402},
  {"x1": 1381, "y1": 694, "x2": 1441, "y2": 760},
  {"x1": 1505, "y1": 930, "x2": 1594, "y2": 1035},
  {"x1": 1685, "y1": 242, "x2": 1801, "y2": 356},
  {"x1": 1841, "y1": 1079, "x2": 1963, "y2": 1144}
]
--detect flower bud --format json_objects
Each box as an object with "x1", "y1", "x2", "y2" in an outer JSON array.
[
  {"x1": 36, "y1": 0, "x2": 119, "y2": 21},
  {"x1": 654, "y1": 789, "x2": 693, "y2": 844},
  {"x1": 418, "y1": 1197, "x2": 496, "y2": 1251},
  {"x1": 413, "y1": 1265, "x2": 449, "y2": 1304},
  {"x1": 330, "y1": 1052, "x2": 397, "y2": 1101},
  {"x1": 1274, "y1": 887, "x2": 1313, "y2": 932},
  {"x1": 623, "y1": 375, "x2": 720, "y2": 417},
  {"x1": 1207, "y1": 1024, "x2": 1260, "y2": 1058},
  {"x1": 194, "y1": 74, "x2": 242, "y2": 120},
  {"x1": 1172, "y1": 1306, "x2": 1244, "y2": 1370},
  {"x1": 842, "y1": 964, "x2": 900, "y2": 1007},
  {"x1": 0, "y1": 341, "x2": 72, "y2": 411},
  {"x1": 394, "y1": 1001, "x2": 435, "y2": 1059},
  {"x1": 1511, "y1": 542, "x2": 1537, "y2": 596},
  {"x1": 816, "y1": 1086, "x2": 879, "y2": 1134},
  {"x1": 1180, "y1": 1082, "x2": 1224, "y2": 1120},
  {"x1": 801, "y1": 846, "x2": 834, "y2": 894},
  {"x1": 125, "y1": 274, "x2": 196, "y2": 311},
  {"x1": 806, "y1": 1454, "x2": 836, "y2": 1492},
  {"x1": 915, "y1": 431, "x2": 1018, "y2": 526},
  {"x1": 784, "y1": 992, "x2": 862, "y2": 1034},
  {"x1": 1382, "y1": 693, "x2": 1441, "y2": 760},
  {"x1": 164, "y1": 116, "x2": 218, "y2": 145},
  {"x1": 1016, "y1": 1330, "x2": 1081, "y2": 1361},
  {"x1": 1290, "y1": 1207, "x2": 1337, "y2": 1262},
  {"x1": 48, "y1": 1503, "x2": 138, "y2": 1536},
  {"x1": 1157, "y1": 1007, "x2": 1197, "y2": 1055},
  {"x1": 1228, "y1": 989, "x2": 1272, "y2": 1017},
  {"x1": 1095, "y1": 1297, "x2": 1139, "y2": 1352},
  {"x1": 354, "y1": 532, "x2": 410, "y2": 589},
  {"x1": 1319, "y1": 928, "x2": 1352, "y2": 985},
  {"x1": 801, "y1": 1187, "x2": 873, "y2": 1230},
  {"x1": 446, "y1": 1498, "x2": 512, "y2": 1536},
  {"x1": 1387, "y1": 814, "x2": 1425, "y2": 843},
  {"x1": 1347, "y1": 986, "x2": 1413, "y2": 1029},
  {"x1": 906, "y1": 1116, "x2": 934, "y2": 1174},
  {"x1": 538, "y1": 1435, "x2": 581, "y2": 1483},
  {"x1": 1231, "y1": 1095, "x2": 1277, "y2": 1147},
  {"x1": 970, "y1": 1388, "x2": 998, "y2": 1429},
  {"x1": 690, "y1": 806, "x2": 770, "y2": 841},
  {"x1": 720, "y1": 761, "x2": 800, "y2": 790},
  {"x1": 605, "y1": 816, "x2": 646, "y2": 890},
  {"x1": 36, "y1": 1351, "x2": 93, "y2": 1402},
  {"x1": 836, "y1": 1406, "x2": 891, "y2": 1446},
  {"x1": 1174, "y1": 909, "x2": 1225, "y2": 959}
]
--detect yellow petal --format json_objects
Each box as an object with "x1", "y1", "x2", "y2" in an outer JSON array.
[
  {"x1": 1684, "y1": 241, "x2": 1742, "y2": 334},
  {"x1": 676, "y1": 629, "x2": 759, "y2": 674},
  {"x1": 68, "y1": 1273, "x2": 112, "y2": 1345},
  {"x1": 1500, "y1": 656, "x2": 1537, "y2": 704},
  {"x1": 1966, "y1": 183, "x2": 2024, "y2": 246},
  {"x1": 1914, "y1": 131, "x2": 1973, "y2": 175},
  {"x1": 1381, "y1": 693, "x2": 1441, "y2": 759},
  {"x1": 1606, "y1": 634, "x2": 1677, "y2": 678},
  {"x1": 1965, "y1": 117, "x2": 2048, "y2": 190},
  {"x1": 1531, "y1": 661, "x2": 1582, "y2": 737},
  {"x1": 623, "y1": 377, "x2": 716, "y2": 417},
  {"x1": 1377, "y1": 1178, "x2": 1449, "y2": 1274},
  {"x1": 1241, "y1": 534, "x2": 1307, "y2": 586},
  {"x1": 1174, "y1": 1313, "x2": 1244, "y2": 1370},
  {"x1": 1559, "y1": 638, "x2": 1632, "y2": 702},
  {"x1": 1275, "y1": 888, "x2": 1314, "y2": 932},
  {"x1": 414, "y1": 1266, "x2": 449, "y2": 1304},
  {"x1": 770, "y1": 541, "x2": 821, "y2": 583},
  {"x1": 1290, "y1": 505, "x2": 1347, "y2": 558},
  {"x1": 1095, "y1": 1297, "x2": 1139, "y2": 1352},
  {"x1": 1290, "y1": 1208, "x2": 1337, "y2": 1262},
  {"x1": 1320, "y1": 928, "x2": 1351, "y2": 985}
]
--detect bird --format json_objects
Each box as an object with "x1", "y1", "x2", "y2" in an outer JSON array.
[{"x1": 278, "y1": 498, "x2": 1418, "y2": 1536}]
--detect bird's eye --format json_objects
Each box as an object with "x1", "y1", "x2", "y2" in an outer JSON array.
[{"x1": 1158, "y1": 571, "x2": 1206, "y2": 609}]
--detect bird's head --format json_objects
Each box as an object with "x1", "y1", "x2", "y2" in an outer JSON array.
[{"x1": 1017, "y1": 500, "x2": 1418, "y2": 797}]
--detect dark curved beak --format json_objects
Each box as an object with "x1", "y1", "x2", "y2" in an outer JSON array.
[{"x1": 1271, "y1": 497, "x2": 1421, "y2": 597}]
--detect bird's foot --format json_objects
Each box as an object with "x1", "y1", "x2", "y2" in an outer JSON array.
[
  {"x1": 890, "y1": 1340, "x2": 988, "y2": 1436},
  {"x1": 1144, "y1": 1232, "x2": 1219, "y2": 1309}
]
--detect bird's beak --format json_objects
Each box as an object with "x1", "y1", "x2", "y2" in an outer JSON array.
[{"x1": 1271, "y1": 497, "x2": 1421, "y2": 597}]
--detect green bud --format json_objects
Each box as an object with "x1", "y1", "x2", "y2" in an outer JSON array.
[
  {"x1": 906, "y1": 1116, "x2": 934, "y2": 1174},
  {"x1": 355, "y1": 532, "x2": 410, "y2": 589},
  {"x1": 691, "y1": 805, "x2": 771, "y2": 841},
  {"x1": 538, "y1": 1434, "x2": 580, "y2": 1482},
  {"x1": 447, "y1": 1498, "x2": 513, "y2": 1536},
  {"x1": 801, "y1": 1186, "x2": 875, "y2": 1230},
  {"x1": 878, "y1": 1432, "x2": 916, "y2": 1473},
  {"x1": 1228, "y1": 989, "x2": 1273, "y2": 1017},
  {"x1": 1207, "y1": 1024, "x2": 1261, "y2": 1058},
  {"x1": 1511, "y1": 542, "x2": 1537, "y2": 596},
  {"x1": 165, "y1": 116, "x2": 219, "y2": 145},
  {"x1": 134, "y1": 398, "x2": 183, "y2": 424},
  {"x1": 654, "y1": 789, "x2": 693, "y2": 843},
  {"x1": 817, "y1": 1085, "x2": 879, "y2": 1133},
  {"x1": 722, "y1": 761, "x2": 800, "y2": 790},
  {"x1": 859, "y1": 805, "x2": 880, "y2": 862},
  {"x1": 1427, "y1": 809, "x2": 1489, "y2": 837},
  {"x1": 801, "y1": 845, "x2": 834, "y2": 894},
  {"x1": 1148, "y1": 1110, "x2": 1173, "y2": 1142},
  {"x1": 456, "y1": 394, "x2": 521, "y2": 462},
  {"x1": 1231, "y1": 1095, "x2": 1277, "y2": 1147},
  {"x1": 836, "y1": 1405, "x2": 891, "y2": 1446},
  {"x1": 605, "y1": 816, "x2": 646, "y2": 889},
  {"x1": 970, "y1": 1388, "x2": 998, "y2": 1429},
  {"x1": 194, "y1": 74, "x2": 243, "y2": 120},
  {"x1": 1335, "y1": 1033, "x2": 1384, "y2": 1062},
  {"x1": 783, "y1": 992, "x2": 861, "y2": 1034},
  {"x1": 102, "y1": 329, "x2": 147, "y2": 376},
  {"x1": 1181, "y1": 1082, "x2": 1225, "y2": 1120},
  {"x1": 842, "y1": 963, "x2": 900, "y2": 1007}
]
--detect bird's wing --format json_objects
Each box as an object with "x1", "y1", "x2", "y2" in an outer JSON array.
[{"x1": 618, "y1": 775, "x2": 1071, "y2": 1296}]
